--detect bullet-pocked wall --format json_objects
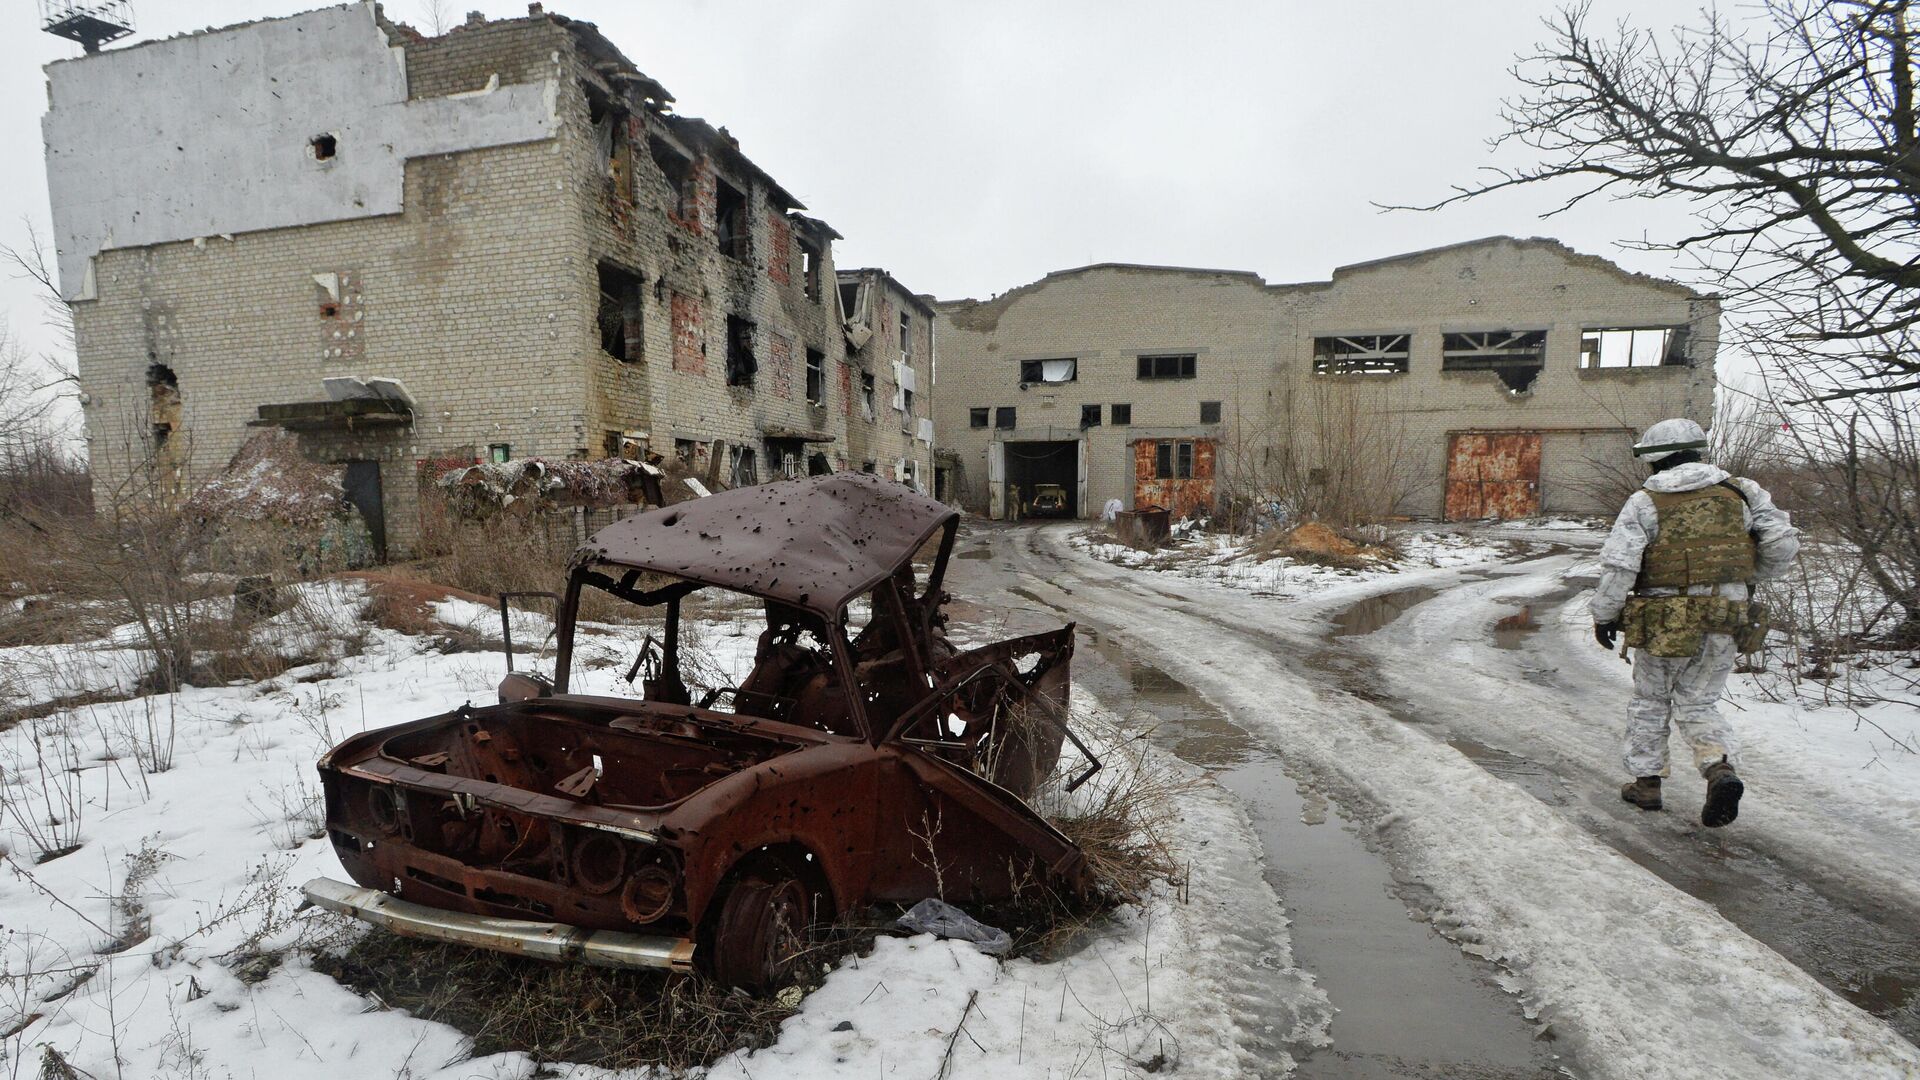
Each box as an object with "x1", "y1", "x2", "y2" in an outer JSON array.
[{"x1": 933, "y1": 238, "x2": 1718, "y2": 521}]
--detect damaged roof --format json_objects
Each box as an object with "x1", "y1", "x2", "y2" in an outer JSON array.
[{"x1": 579, "y1": 471, "x2": 953, "y2": 617}]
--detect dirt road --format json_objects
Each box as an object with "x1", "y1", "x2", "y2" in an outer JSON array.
[{"x1": 946, "y1": 522, "x2": 1920, "y2": 1079}]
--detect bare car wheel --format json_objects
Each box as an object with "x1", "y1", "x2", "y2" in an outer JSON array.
[{"x1": 708, "y1": 867, "x2": 812, "y2": 992}]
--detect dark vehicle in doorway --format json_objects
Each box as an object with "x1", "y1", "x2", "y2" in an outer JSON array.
[
  {"x1": 305, "y1": 473, "x2": 1091, "y2": 990},
  {"x1": 1027, "y1": 483, "x2": 1070, "y2": 518}
]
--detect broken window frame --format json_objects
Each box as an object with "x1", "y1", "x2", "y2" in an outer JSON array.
[
  {"x1": 1199, "y1": 401, "x2": 1222, "y2": 424},
  {"x1": 899, "y1": 311, "x2": 912, "y2": 355},
  {"x1": 1081, "y1": 403, "x2": 1102, "y2": 428},
  {"x1": 1312, "y1": 334, "x2": 1410, "y2": 376},
  {"x1": 587, "y1": 86, "x2": 633, "y2": 203},
  {"x1": 714, "y1": 176, "x2": 750, "y2": 262},
  {"x1": 596, "y1": 263, "x2": 644, "y2": 362},
  {"x1": 1136, "y1": 354, "x2": 1197, "y2": 380},
  {"x1": 800, "y1": 238, "x2": 823, "y2": 303},
  {"x1": 726, "y1": 315, "x2": 757, "y2": 387},
  {"x1": 1579, "y1": 327, "x2": 1690, "y2": 369},
  {"x1": 994, "y1": 406, "x2": 1016, "y2": 430},
  {"x1": 1441, "y1": 330, "x2": 1547, "y2": 393},
  {"x1": 860, "y1": 373, "x2": 876, "y2": 421},
  {"x1": 805, "y1": 347, "x2": 827, "y2": 406},
  {"x1": 728, "y1": 444, "x2": 758, "y2": 487},
  {"x1": 901, "y1": 387, "x2": 916, "y2": 432},
  {"x1": 1019, "y1": 358, "x2": 1078, "y2": 384},
  {"x1": 969, "y1": 407, "x2": 989, "y2": 428},
  {"x1": 489, "y1": 443, "x2": 512, "y2": 463},
  {"x1": 1153, "y1": 439, "x2": 1194, "y2": 480},
  {"x1": 1111, "y1": 403, "x2": 1132, "y2": 426},
  {"x1": 648, "y1": 135, "x2": 694, "y2": 218}
]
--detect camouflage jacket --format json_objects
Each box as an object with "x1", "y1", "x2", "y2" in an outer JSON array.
[{"x1": 1588, "y1": 462, "x2": 1799, "y2": 625}]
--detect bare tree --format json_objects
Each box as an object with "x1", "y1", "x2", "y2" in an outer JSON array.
[{"x1": 1398, "y1": 1, "x2": 1920, "y2": 402}]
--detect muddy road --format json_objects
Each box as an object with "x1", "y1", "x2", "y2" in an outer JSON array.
[{"x1": 946, "y1": 522, "x2": 1920, "y2": 1077}]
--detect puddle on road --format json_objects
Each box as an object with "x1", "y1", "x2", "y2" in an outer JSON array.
[
  {"x1": 955, "y1": 547, "x2": 992, "y2": 560},
  {"x1": 1493, "y1": 607, "x2": 1540, "y2": 650},
  {"x1": 1446, "y1": 736, "x2": 1568, "y2": 806},
  {"x1": 1329, "y1": 587, "x2": 1438, "y2": 637},
  {"x1": 1072, "y1": 624, "x2": 1564, "y2": 1078}
]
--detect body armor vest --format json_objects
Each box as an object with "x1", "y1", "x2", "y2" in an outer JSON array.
[{"x1": 1635, "y1": 484, "x2": 1756, "y2": 591}]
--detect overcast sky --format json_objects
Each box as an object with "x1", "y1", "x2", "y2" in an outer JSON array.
[{"x1": 2, "y1": 0, "x2": 1729, "y2": 434}]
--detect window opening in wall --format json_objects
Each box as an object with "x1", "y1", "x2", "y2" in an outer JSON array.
[
  {"x1": 1580, "y1": 327, "x2": 1689, "y2": 369},
  {"x1": 995, "y1": 406, "x2": 1016, "y2": 430},
  {"x1": 1312, "y1": 334, "x2": 1409, "y2": 375},
  {"x1": 969, "y1": 407, "x2": 989, "y2": 428},
  {"x1": 586, "y1": 88, "x2": 631, "y2": 201},
  {"x1": 1019, "y1": 358, "x2": 1078, "y2": 384},
  {"x1": 728, "y1": 445, "x2": 757, "y2": 487},
  {"x1": 1081, "y1": 403, "x2": 1101, "y2": 428},
  {"x1": 147, "y1": 364, "x2": 180, "y2": 449},
  {"x1": 862, "y1": 461, "x2": 876, "y2": 474},
  {"x1": 714, "y1": 177, "x2": 749, "y2": 261},
  {"x1": 860, "y1": 373, "x2": 876, "y2": 420},
  {"x1": 899, "y1": 311, "x2": 911, "y2": 354},
  {"x1": 808, "y1": 452, "x2": 831, "y2": 476},
  {"x1": 674, "y1": 438, "x2": 698, "y2": 464},
  {"x1": 1111, "y1": 403, "x2": 1132, "y2": 425},
  {"x1": 1442, "y1": 330, "x2": 1546, "y2": 392},
  {"x1": 309, "y1": 133, "x2": 337, "y2": 161},
  {"x1": 648, "y1": 136, "x2": 693, "y2": 217},
  {"x1": 838, "y1": 281, "x2": 862, "y2": 323},
  {"x1": 1137, "y1": 354, "x2": 1196, "y2": 380},
  {"x1": 1153, "y1": 439, "x2": 1195, "y2": 480},
  {"x1": 901, "y1": 387, "x2": 915, "y2": 428},
  {"x1": 489, "y1": 443, "x2": 511, "y2": 463},
  {"x1": 1200, "y1": 401, "x2": 1222, "y2": 424},
  {"x1": 726, "y1": 315, "x2": 757, "y2": 386},
  {"x1": 801, "y1": 239, "x2": 823, "y2": 302},
  {"x1": 805, "y1": 348, "x2": 826, "y2": 405},
  {"x1": 596, "y1": 263, "x2": 643, "y2": 361}
]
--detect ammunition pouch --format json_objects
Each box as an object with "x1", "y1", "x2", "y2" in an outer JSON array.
[{"x1": 1622, "y1": 594, "x2": 1759, "y2": 658}]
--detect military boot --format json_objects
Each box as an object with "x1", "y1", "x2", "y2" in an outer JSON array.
[
  {"x1": 1620, "y1": 776, "x2": 1662, "y2": 811},
  {"x1": 1702, "y1": 760, "x2": 1744, "y2": 828}
]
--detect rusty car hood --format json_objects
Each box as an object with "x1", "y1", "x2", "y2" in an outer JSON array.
[{"x1": 576, "y1": 471, "x2": 953, "y2": 619}]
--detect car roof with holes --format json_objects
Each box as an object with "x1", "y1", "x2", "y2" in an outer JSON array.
[{"x1": 578, "y1": 471, "x2": 955, "y2": 617}]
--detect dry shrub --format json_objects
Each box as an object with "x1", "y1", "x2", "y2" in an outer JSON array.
[{"x1": 310, "y1": 925, "x2": 873, "y2": 1073}]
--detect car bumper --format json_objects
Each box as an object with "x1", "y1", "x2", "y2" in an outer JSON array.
[{"x1": 302, "y1": 876, "x2": 696, "y2": 972}]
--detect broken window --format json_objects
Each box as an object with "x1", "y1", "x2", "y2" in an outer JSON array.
[
  {"x1": 838, "y1": 281, "x2": 862, "y2": 323},
  {"x1": 309, "y1": 133, "x2": 337, "y2": 161},
  {"x1": 674, "y1": 438, "x2": 698, "y2": 464},
  {"x1": 596, "y1": 263, "x2": 643, "y2": 361},
  {"x1": 970, "y1": 407, "x2": 989, "y2": 428},
  {"x1": 860, "y1": 373, "x2": 876, "y2": 420},
  {"x1": 1200, "y1": 401, "x2": 1222, "y2": 424},
  {"x1": 899, "y1": 311, "x2": 911, "y2": 354},
  {"x1": 1137, "y1": 354, "x2": 1196, "y2": 380},
  {"x1": 147, "y1": 364, "x2": 180, "y2": 450},
  {"x1": 806, "y1": 348, "x2": 826, "y2": 406},
  {"x1": 809, "y1": 452, "x2": 831, "y2": 476},
  {"x1": 1442, "y1": 330, "x2": 1547, "y2": 393},
  {"x1": 728, "y1": 445, "x2": 758, "y2": 487},
  {"x1": 1580, "y1": 327, "x2": 1689, "y2": 369},
  {"x1": 861, "y1": 461, "x2": 876, "y2": 474},
  {"x1": 1312, "y1": 334, "x2": 1409, "y2": 375},
  {"x1": 587, "y1": 87, "x2": 631, "y2": 201},
  {"x1": 1019, "y1": 358, "x2": 1078, "y2": 384},
  {"x1": 995, "y1": 406, "x2": 1016, "y2": 430},
  {"x1": 648, "y1": 136, "x2": 693, "y2": 217},
  {"x1": 714, "y1": 177, "x2": 750, "y2": 261},
  {"x1": 801, "y1": 238, "x2": 823, "y2": 303},
  {"x1": 902, "y1": 386, "x2": 915, "y2": 421},
  {"x1": 489, "y1": 443, "x2": 512, "y2": 463},
  {"x1": 1153, "y1": 440, "x2": 1195, "y2": 480},
  {"x1": 1111, "y1": 403, "x2": 1132, "y2": 426},
  {"x1": 1080, "y1": 404, "x2": 1101, "y2": 428},
  {"x1": 726, "y1": 315, "x2": 757, "y2": 387}
]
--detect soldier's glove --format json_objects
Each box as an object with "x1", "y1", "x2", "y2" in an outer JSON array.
[{"x1": 1594, "y1": 621, "x2": 1621, "y2": 650}]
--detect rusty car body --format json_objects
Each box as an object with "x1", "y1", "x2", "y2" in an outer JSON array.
[{"x1": 306, "y1": 472, "x2": 1087, "y2": 989}]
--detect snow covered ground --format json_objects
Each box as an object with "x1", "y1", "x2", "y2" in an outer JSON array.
[
  {"x1": 1076, "y1": 525, "x2": 1517, "y2": 599},
  {"x1": 1024, "y1": 521, "x2": 1920, "y2": 1078},
  {"x1": 0, "y1": 579, "x2": 1314, "y2": 1078}
]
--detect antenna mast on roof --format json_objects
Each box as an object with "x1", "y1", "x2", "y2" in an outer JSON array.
[{"x1": 40, "y1": 0, "x2": 134, "y2": 54}]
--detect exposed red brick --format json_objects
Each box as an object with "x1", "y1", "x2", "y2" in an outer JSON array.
[
  {"x1": 768, "y1": 335, "x2": 794, "y2": 399},
  {"x1": 671, "y1": 290, "x2": 704, "y2": 375},
  {"x1": 766, "y1": 211, "x2": 792, "y2": 285},
  {"x1": 838, "y1": 359, "x2": 853, "y2": 416}
]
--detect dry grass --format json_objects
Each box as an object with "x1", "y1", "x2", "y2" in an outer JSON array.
[{"x1": 1248, "y1": 521, "x2": 1399, "y2": 570}]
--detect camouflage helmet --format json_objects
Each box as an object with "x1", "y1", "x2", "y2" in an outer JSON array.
[{"x1": 1632, "y1": 417, "x2": 1708, "y2": 462}]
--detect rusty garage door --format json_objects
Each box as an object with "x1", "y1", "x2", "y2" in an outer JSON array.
[{"x1": 1444, "y1": 432, "x2": 1541, "y2": 520}]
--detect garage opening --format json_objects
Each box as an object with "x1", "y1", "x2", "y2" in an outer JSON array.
[{"x1": 1004, "y1": 440, "x2": 1079, "y2": 519}]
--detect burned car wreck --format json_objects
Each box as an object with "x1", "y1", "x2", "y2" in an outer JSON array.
[{"x1": 305, "y1": 472, "x2": 1089, "y2": 989}]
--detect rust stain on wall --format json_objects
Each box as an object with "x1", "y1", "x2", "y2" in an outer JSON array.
[
  {"x1": 1131, "y1": 437, "x2": 1215, "y2": 520},
  {"x1": 1444, "y1": 431, "x2": 1541, "y2": 520}
]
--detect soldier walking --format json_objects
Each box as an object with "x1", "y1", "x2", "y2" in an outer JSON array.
[{"x1": 1589, "y1": 418, "x2": 1799, "y2": 827}]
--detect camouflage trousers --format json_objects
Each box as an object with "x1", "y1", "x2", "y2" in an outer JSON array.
[{"x1": 1625, "y1": 633, "x2": 1739, "y2": 778}]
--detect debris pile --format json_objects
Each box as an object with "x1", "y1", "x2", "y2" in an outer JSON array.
[{"x1": 437, "y1": 457, "x2": 664, "y2": 513}]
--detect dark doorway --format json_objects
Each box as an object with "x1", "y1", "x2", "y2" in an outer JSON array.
[
  {"x1": 1003, "y1": 440, "x2": 1078, "y2": 519},
  {"x1": 343, "y1": 461, "x2": 387, "y2": 559}
]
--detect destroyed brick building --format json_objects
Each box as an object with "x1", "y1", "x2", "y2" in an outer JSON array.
[
  {"x1": 43, "y1": 3, "x2": 932, "y2": 556},
  {"x1": 835, "y1": 269, "x2": 937, "y2": 489},
  {"x1": 933, "y1": 238, "x2": 1718, "y2": 521}
]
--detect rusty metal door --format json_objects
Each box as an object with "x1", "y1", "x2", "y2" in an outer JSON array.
[{"x1": 1444, "y1": 432, "x2": 1541, "y2": 520}]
